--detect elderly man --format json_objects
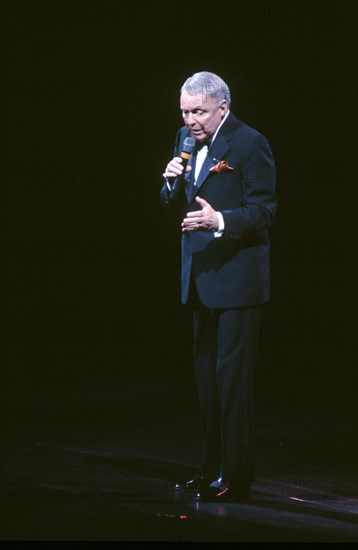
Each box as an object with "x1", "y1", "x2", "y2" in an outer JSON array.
[{"x1": 160, "y1": 71, "x2": 277, "y2": 502}]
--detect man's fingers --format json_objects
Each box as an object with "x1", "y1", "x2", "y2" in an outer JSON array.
[
  {"x1": 186, "y1": 210, "x2": 203, "y2": 218},
  {"x1": 182, "y1": 215, "x2": 202, "y2": 224}
]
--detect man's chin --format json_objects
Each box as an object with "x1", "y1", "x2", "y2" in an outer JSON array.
[{"x1": 191, "y1": 133, "x2": 206, "y2": 142}]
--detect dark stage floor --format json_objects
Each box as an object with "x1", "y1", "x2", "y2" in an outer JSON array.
[{"x1": 0, "y1": 380, "x2": 357, "y2": 542}]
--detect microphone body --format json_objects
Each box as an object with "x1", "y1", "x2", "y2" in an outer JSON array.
[
  {"x1": 167, "y1": 136, "x2": 196, "y2": 200},
  {"x1": 179, "y1": 136, "x2": 196, "y2": 173}
]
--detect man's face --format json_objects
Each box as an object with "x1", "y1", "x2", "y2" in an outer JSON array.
[{"x1": 180, "y1": 91, "x2": 228, "y2": 143}]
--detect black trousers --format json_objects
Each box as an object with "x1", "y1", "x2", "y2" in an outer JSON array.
[{"x1": 190, "y1": 296, "x2": 262, "y2": 486}]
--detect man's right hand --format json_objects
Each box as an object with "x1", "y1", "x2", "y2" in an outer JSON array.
[{"x1": 163, "y1": 157, "x2": 192, "y2": 180}]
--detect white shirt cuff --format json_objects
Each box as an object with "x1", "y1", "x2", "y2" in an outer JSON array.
[{"x1": 214, "y1": 212, "x2": 224, "y2": 237}]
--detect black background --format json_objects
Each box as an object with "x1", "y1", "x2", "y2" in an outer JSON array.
[{"x1": 1, "y1": 1, "x2": 356, "y2": 434}]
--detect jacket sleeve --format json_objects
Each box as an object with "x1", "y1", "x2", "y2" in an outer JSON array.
[
  {"x1": 159, "y1": 129, "x2": 185, "y2": 209},
  {"x1": 222, "y1": 133, "x2": 277, "y2": 236}
]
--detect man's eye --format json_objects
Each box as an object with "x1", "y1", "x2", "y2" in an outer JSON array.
[{"x1": 182, "y1": 110, "x2": 205, "y2": 117}]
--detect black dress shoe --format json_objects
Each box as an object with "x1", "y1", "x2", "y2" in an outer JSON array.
[
  {"x1": 195, "y1": 479, "x2": 250, "y2": 503},
  {"x1": 174, "y1": 475, "x2": 211, "y2": 492}
]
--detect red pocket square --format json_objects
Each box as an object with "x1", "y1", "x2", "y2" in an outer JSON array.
[{"x1": 209, "y1": 160, "x2": 234, "y2": 173}]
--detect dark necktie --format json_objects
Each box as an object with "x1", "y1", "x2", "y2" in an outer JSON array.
[{"x1": 195, "y1": 138, "x2": 212, "y2": 152}]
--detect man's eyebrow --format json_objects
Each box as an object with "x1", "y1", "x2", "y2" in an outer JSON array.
[{"x1": 180, "y1": 105, "x2": 206, "y2": 111}]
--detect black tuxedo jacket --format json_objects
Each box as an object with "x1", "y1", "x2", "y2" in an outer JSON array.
[{"x1": 160, "y1": 112, "x2": 277, "y2": 308}]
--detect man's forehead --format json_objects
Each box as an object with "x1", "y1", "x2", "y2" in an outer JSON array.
[{"x1": 180, "y1": 92, "x2": 216, "y2": 109}]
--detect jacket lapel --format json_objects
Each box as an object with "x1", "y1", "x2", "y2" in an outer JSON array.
[{"x1": 184, "y1": 151, "x2": 196, "y2": 202}]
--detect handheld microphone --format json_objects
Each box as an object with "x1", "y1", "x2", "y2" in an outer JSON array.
[
  {"x1": 165, "y1": 136, "x2": 196, "y2": 201},
  {"x1": 179, "y1": 136, "x2": 196, "y2": 173}
]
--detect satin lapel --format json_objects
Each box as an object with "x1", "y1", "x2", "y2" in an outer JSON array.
[
  {"x1": 190, "y1": 133, "x2": 229, "y2": 202},
  {"x1": 184, "y1": 151, "x2": 196, "y2": 202}
]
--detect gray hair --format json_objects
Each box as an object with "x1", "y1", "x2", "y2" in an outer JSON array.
[{"x1": 180, "y1": 71, "x2": 231, "y2": 108}]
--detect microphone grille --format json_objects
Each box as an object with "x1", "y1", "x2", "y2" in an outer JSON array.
[{"x1": 183, "y1": 136, "x2": 195, "y2": 153}]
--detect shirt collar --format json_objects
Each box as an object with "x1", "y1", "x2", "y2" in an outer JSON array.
[{"x1": 211, "y1": 110, "x2": 230, "y2": 145}]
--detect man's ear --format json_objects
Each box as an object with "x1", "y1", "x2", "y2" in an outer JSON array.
[{"x1": 220, "y1": 99, "x2": 228, "y2": 117}]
